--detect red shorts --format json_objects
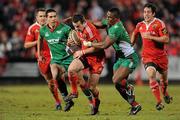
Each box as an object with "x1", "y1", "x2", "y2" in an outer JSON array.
[
  {"x1": 38, "y1": 56, "x2": 51, "y2": 74},
  {"x1": 87, "y1": 58, "x2": 104, "y2": 74},
  {"x1": 142, "y1": 55, "x2": 168, "y2": 71}
]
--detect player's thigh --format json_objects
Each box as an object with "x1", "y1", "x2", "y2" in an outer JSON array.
[
  {"x1": 113, "y1": 58, "x2": 135, "y2": 82},
  {"x1": 68, "y1": 58, "x2": 84, "y2": 72},
  {"x1": 50, "y1": 64, "x2": 58, "y2": 73},
  {"x1": 50, "y1": 63, "x2": 65, "y2": 76},
  {"x1": 144, "y1": 63, "x2": 157, "y2": 79}
]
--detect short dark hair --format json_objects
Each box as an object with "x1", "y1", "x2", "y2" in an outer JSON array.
[
  {"x1": 144, "y1": 3, "x2": 156, "y2": 14},
  {"x1": 72, "y1": 14, "x2": 85, "y2": 23},
  {"x1": 108, "y1": 8, "x2": 120, "y2": 19},
  {"x1": 46, "y1": 8, "x2": 57, "y2": 17},
  {"x1": 35, "y1": 8, "x2": 46, "y2": 16}
]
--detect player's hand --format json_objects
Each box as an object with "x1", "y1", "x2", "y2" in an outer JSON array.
[
  {"x1": 142, "y1": 32, "x2": 152, "y2": 40},
  {"x1": 67, "y1": 38, "x2": 76, "y2": 47},
  {"x1": 73, "y1": 50, "x2": 83, "y2": 58},
  {"x1": 83, "y1": 41, "x2": 92, "y2": 47}
]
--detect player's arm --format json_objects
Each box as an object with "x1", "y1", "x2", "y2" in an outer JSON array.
[
  {"x1": 131, "y1": 23, "x2": 141, "y2": 45},
  {"x1": 92, "y1": 21, "x2": 107, "y2": 29},
  {"x1": 37, "y1": 34, "x2": 44, "y2": 61},
  {"x1": 24, "y1": 27, "x2": 37, "y2": 48},
  {"x1": 83, "y1": 35, "x2": 115, "y2": 49},
  {"x1": 73, "y1": 46, "x2": 98, "y2": 58},
  {"x1": 62, "y1": 17, "x2": 72, "y2": 23},
  {"x1": 142, "y1": 31, "x2": 169, "y2": 44},
  {"x1": 24, "y1": 41, "x2": 37, "y2": 48},
  {"x1": 143, "y1": 34, "x2": 169, "y2": 43},
  {"x1": 131, "y1": 31, "x2": 136, "y2": 46}
]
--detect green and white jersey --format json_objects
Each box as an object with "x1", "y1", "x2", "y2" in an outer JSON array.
[
  {"x1": 40, "y1": 23, "x2": 71, "y2": 63},
  {"x1": 102, "y1": 19, "x2": 134, "y2": 58}
]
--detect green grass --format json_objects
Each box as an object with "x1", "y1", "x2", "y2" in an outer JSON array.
[{"x1": 0, "y1": 84, "x2": 180, "y2": 120}]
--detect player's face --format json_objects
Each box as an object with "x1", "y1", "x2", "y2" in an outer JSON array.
[
  {"x1": 106, "y1": 11, "x2": 117, "y2": 25},
  {"x1": 47, "y1": 12, "x2": 57, "y2": 26},
  {"x1": 36, "y1": 11, "x2": 46, "y2": 25},
  {"x1": 143, "y1": 7, "x2": 155, "y2": 23},
  {"x1": 73, "y1": 21, "x2": 85, "y2": 32}
]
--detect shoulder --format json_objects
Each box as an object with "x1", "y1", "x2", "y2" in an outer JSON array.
[
  {"x1": 60, "y1": 23, "x2": 71, "y2": 31},
  {"x1": 154, "y1": 18, "x2": 166, "y2": 28},
  {"x1": 28, "y1": 23, "x2": 40, "y2": 32},
  {"x1": 60, "y1": 23, "x2": 70, "y2": 28},
  {"x1": 110, "y1": 22, "x2": 124, "y2": 32},
  {"x1": 85, "y1": 21, "x2": 97, "y2": 32},
  {"x1": 136, "y1": 21, "x2": 144, "y2": 27},
  {"x1": 40, "y1": 25, "x2": 46, "y2": 31}
]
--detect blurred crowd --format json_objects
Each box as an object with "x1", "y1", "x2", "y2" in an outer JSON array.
[{"x1": 0, "y1": 0, "x2": 179, "y2": 61}]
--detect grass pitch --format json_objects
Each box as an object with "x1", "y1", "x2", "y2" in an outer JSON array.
[{"x1": 0, "y1": 84, "x2": 180, "y2": 120}]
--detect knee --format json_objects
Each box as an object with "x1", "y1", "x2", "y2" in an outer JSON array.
[
  {"x1": 89, "y1": 82, "x2": 95, "y2": 90},
  {"x1": 112, "y1": 76, "x2": 120, "y2": 84}
]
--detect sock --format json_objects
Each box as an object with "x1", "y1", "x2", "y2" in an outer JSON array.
[
  {"x1": 92, "y1": 89, "x2": 99, "y2": 100},
  {"x1": 48, "y1": 80, "x2": 61, "y2": 104},
  {"x1": 115, "y1": 80, "x2": 137, "y2": 106},
  {"x1": 68, "y1": 73, "x2": 78, "y2": 94},
  {"x1": 80, "y1": 83, "x2": 94, "y2": 104},
  {"x1": 150, "y1": 80, "x2": 161, "y2": 103},
  {"x1": 56, "y1": 79, "x2": 68, "y2": 98},
  {"x1": 160, "y1": 80, "x2": 169, "y2": 96},
  {"x1": 115, "y1": 79, "x2": 128, "y2": 101}
]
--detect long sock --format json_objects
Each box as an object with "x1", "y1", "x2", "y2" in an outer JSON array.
[
  {"x1": 160, "y1": 80, "x2": 169, "y2": 96},
  {"x1": 115, "y1": 80, "x2": 128, "y2": 101},
  {"x1": 115, "y1": 83, "x2": 129, "y2": 102},
  {"x1": 80, "y1": 83, "x2": 94, "y2": 104},
  {"x1": 68, "y1": 73, "x2": 78, "y2": 94},
  {"x1": 56, "y1": 79, "x2": 68, "y2": 98},
  {"x1": 115, "y1": 80, "x2": 137, "y2": 106},
  {"x1": 48, "y1": 80, "x2": 61, "y2": 104},
  {"x1": 150, "y1": 80, "x2": 161, "y2": 103},
  {"x1": 92, "y1": 89, "x2": 99, "y2": 99}
]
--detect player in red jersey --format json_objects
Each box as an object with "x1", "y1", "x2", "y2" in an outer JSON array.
[
  {"x1": 65, "y1": 14, "x2": 105, "y2": 115},
  {"x1": 24, "y1": 8, "x2": 62, "y2": 110},
  {"x1": 131, "y1": 3, "x2": 172, "y2": 110}
]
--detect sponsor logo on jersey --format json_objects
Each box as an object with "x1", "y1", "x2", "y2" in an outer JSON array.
[
  {"x1": 162, "y1": 28, "x2": 168, "y2": 35},
  {"x1": 56, "y1": 30, "x2": 62, "y2": 34},
  {"x1": 152, "y1": 24, "x2": 158, "y2": 29},
  {"x1": 45, "y1": 32, "x2": 49, "y2": 37},
  {"x1": 47, "y1": 38, "x2": 59, "y2": 44}
]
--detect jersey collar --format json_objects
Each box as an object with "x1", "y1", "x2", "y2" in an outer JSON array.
[{"x1": 47, "y1": 21, "x2": 60, "y2": 32}]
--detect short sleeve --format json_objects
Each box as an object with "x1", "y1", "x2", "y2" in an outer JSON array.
[
  {"x1": 25, "y1": 27, "x2": 34, "y2": 42},
  {"x1": 158, "y1": 21, "x2": 169, "y2": 37},
  {"x1": 108, "y1": 27, "x2": 119, "y2": 41},
  {"x1": 101, "y1": 19, "x2": 108, "y2": 26}
]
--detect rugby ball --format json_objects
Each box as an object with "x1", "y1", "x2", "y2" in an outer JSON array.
[{"x1": 68, "y1": 30, "x2": 81, "y2": 46}]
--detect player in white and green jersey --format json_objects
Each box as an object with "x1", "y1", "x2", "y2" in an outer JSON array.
[
  {"x1": 83, "y1": 8, "x2": 141, "y2": 115},
  {"x1": 37, "y1": 9, "x2": 73, "y2": 112}
]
